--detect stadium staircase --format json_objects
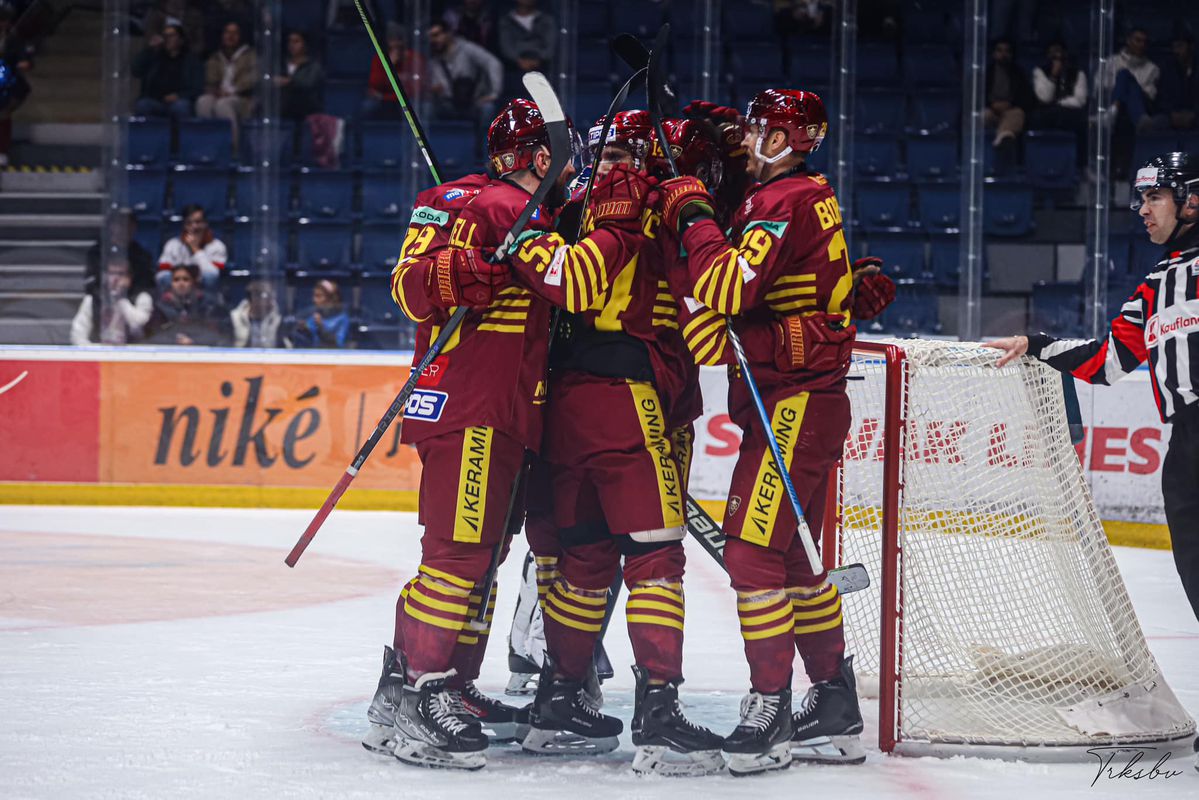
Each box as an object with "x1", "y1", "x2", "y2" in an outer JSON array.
[{"x1": 0, "y1": 4, "x2": 101, "y2": 345}]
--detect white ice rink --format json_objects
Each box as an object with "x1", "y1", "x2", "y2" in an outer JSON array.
[{"x1": 1, "y1": 505, "x2": 1196, "y2": 799}]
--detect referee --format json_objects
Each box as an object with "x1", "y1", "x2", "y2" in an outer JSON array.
[{"x1": 987, "y1": 152, "x2": 1199, "y2": 771}]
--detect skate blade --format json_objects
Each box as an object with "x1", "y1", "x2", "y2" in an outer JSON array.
[
  {"x1": 632, "y1": 745, "x2": 726, "y2": 777},
  {"x1": 479, "y1": 720, "x2": 518, "y2": 745},
  {"x1": 394, "y1": 739, "x2": 487, "y2": 771},
  {"x1": 505, "y1": 673, "x2": 538, "y2": 696},
  {"x1": 791, "y1": 734, "x2": 866, "y2": 765},
  {"x1": 724, "y1": 741, "x2": 792, "y2": 777},
  {"x1": 362, "y1": 723, "x2": 396, "y2": 756},
  {"x1": 520, "y1": 727, "x2": 619, "y2": 755}
]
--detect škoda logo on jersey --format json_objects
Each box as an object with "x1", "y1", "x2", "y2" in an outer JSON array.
[{"x1": 404, "y1": 389, "x2": 448, "y2": 422}]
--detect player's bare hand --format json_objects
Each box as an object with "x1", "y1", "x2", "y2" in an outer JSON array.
[{"x1": 983, "y1": 336, "x2": 1028, "y2": 367}]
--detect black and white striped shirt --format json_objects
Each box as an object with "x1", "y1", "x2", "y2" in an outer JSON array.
[{"x1": 1028, "y1": 226, "x2": 1199, "y2": 422}]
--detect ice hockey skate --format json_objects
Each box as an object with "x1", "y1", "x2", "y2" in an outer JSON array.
[
  {"x1": 629, "y1": 667, "x2": 724, "y2": 776},
  {"x1": 722, "y1": 687, "x2": 793, "y2": 776},
  {"x1": 520, "y1": 657, "x2": 623, "y2": 755},
  {"x1": 790, "y1": 655, "x2": 865, "y2": 765},
  {"x1": 454, "y1": 681, "x2": 521, "y2": 744}
]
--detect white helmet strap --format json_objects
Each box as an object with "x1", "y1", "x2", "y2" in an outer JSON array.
[{"x1": 753, "y1": 121, "x2": 793, "y2": 165}]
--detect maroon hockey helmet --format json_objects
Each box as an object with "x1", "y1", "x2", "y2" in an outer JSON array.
[
  {"x1": 587, "y1": 110, "x2": 655, "y2": 170},
  {"x1": 488, "y1": 98, "x2": 551, "y2": 176},
  {"x1": 654, "y1": 118, "x2": 724, "y2": 193},
  {"x1": 744, "y1": 89, "x2": 828, "y2": 163}
]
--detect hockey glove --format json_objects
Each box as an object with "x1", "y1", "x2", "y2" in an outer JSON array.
[
  {"x1": 773, "y1": 311, "x2": 856, "y2": 373},
  {"x1": 659, "y1": 176, "x2": 716, "y2": 234},
  {"x1": 426, "y1": 247, "x2": 510, "y2": 309},
  {"x1": 850, "y1": 256, "x2": 896, "y2": 320},
  {"x1": 587, "y1": 163, "x2": 657, "y2": 233}
]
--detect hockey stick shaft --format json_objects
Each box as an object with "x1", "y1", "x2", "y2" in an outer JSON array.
[
  {"x1": 285, "y1": 305, "x2": 470, "y2": 567},
  {"x1": 351, "y1": 0, "x2": 442, "y2": 184}
]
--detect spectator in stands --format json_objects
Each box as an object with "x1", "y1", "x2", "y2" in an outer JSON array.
[
  {"x1": 157, "y1": 204, "x2": 227, "y2": 292},
  {"x1": 148, "y1": 263, "x2": 229, "y2": 346},
  {"x1": 276, "y1": 30, "x2": 325, "y2": 122},
  {"x1": 774, "y1": 0, "x2": 833, "y2": 38},
  {"x1": 70, "y1": 258, "x2": 153, "y2": 346},
  {"x1": 497, "y1": 0, "x2": 555, "y2": 95},
  {"x1": 1030, "y1": 41, "x2": 1088, "y2": 162},
  {"x1": 1159, "y1": 32, "x2": 1199, "y2": 132},
  {"x1": 201, "y1": 0, "x2": 254, "y2": 55},
  {"x1": 230, "y1": 279, "x2": 282, "y2": 348},
  {"x1": 444, "y1": 0, "x2": 495, "y2": 50},
  {"x1": 288, "y1": 279, "x2": 350, "y2": 349},
  {"x1": 427, "y1": 21, "x2": 502, "y2": 134},
  {"x1": 142, "y1": 1, "x2": 205, "y2": 56},
  {"x1": 0, "y1": 6, "x2": 33, "y2": 168},
  {"x1": 195, "y1": 21, "x2": 257, "y2": 141},
  {"x1": 87, "y1": 210, "x2": 157, "y2": 298},
  {"x1": 132, "y1": 23, "x2": 202, "y2": 119},
  {"x1": 361, "y1": 21, "x2": 424, "y2": 121},
  {"x1": 984, "y1": 38, "x2": 1032, "y2": 172},
  {"x1": 1104, "y1": 28, "x2": 1162, "y2": 133}
]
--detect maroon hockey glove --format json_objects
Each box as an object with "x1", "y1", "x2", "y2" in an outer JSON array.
[
  {"x1": 850, "y1": 257, "x2": 896, "y2": 320},
  {"x1": 685, "y1": 100, "x2": 748, "y2": 169},
  {"x1": 425, "y1": 247, "x2": 510, "y2": 308},
  {"x1": 773, "y1": 312, "x2": 856, "y2": 373},
  {"x1": 587, "y1": 163, "x2": 657, "y2": 233},
  {"x1": 659, "y1": 176, "x2": 716, "y2": 234}
]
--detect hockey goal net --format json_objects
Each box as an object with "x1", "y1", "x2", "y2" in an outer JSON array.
[{"x1": 827, "y1": 339, "x2": 1195, "y2": 757}]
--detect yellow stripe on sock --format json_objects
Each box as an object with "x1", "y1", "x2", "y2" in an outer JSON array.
[
  {"x1": 626, "y1": 613, "x2": 684, "y2": 631},
  {"x1": 741, "y1": 619, "x2": 797, "y2": 641},
  {"x1": 418, "y1": 565, "x2": 474, "y2": 592},
  {"x1": 739, "y1": 603, "x2": 795, "y2": 627},
  {"x1": 793, "y1": 596, "x2": 841, "y2": 620},
  {"x1": 409, "y1": 586, "x2": 470, "y2": 615},
  {"x1": 793, "y1": 614, "x2": 843, "y2": 635},
  {"x1": 548, "y1": 591, "x2": 608, "y2": 619},
  {"x1": 544, "y1": 604, "x2": 603, "y2": 632},
  {"x1": 625, "y1": 598, "x2": 684, "y2": 617},
  {"x1": 404, "y1": 602, "x2": 466, "y2": 631}
]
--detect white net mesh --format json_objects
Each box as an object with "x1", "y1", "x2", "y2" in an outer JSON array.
[{"x1": 837, "y1": 339, "x2": 1195, "y2": 750}]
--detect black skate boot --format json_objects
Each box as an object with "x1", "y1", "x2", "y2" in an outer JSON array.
[
  {"x1": 506, "y1": 650, "x2": 541, "y2": 696},
  {"x1": 521, "y1": 656, "x2": 623, "y2": 755},
  {"x1": 454, "y1": 681, "x2": 520, "y2": 744},
  {"x1": 790, "y1": 655, "x2": 865, "y2": 765},
  {"x1": 630, "y1": 666, "x2": 725, "y2": 776},
  {"x1": 722, "y1": 686, "x2": 793, "y2": 776},
  {"x1": 363, "y1": 646, "x2": 406, "y2": 756}
]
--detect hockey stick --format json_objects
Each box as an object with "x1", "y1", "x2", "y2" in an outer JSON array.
[
  {"x1": 471, "y1": 72, "x2": 573, "y2": 620},
  {"x1": 351, "y1": 0, "x2": 442, "y2": 183},
  {"x1": 645, "y1": 25, "x2": 823, "y2": 576}
]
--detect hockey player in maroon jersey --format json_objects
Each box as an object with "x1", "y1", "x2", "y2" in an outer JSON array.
[
  {"x1": 525, "y1": 110, "x2": 725, "y2": 774},
  {"x1": 657, "y1": 89, "x2": 879, "y2": 775},
  {"x1": 363, "y1": 98, "x2": 654, "y2": 770}
]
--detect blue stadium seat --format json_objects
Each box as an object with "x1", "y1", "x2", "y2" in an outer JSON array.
[
  {"x1": 735, "y1": 41, "x2": 785, "y2": 80},
  {"x1": 1130, "y1": 232, "x2": 1161, "y2": 274},
  {"x1": 578, "y1": 3, "x2": 610, "y2": 38},
  {"x1": 360, "y1": 170, "x2": 408, "y2": 222},
  {"x1": 359, "y1": 269, "x2": 403, "y2": 324},
  {"x1": 577, "y1": 39, "x2": 613, "y2": 79},
  {"x1": 356, "y1": 323, "x2": 411, "y2": 351},
  {"x1": 325, "y1": 29, "x2": 371, "y2": 79},
  {"x1": 127, "y1": 116, "x2": 171, "y2": 165},
  {"x1": 882, "y1": 279, "x2": 940, "y2": 335},
  {"x1": 855, "y1": 135, "x2": 901, "y2": 178},
  {"x1": 856, "y1": 90, "x2": 905, "y2": 135},
  {"x1": 359, "y1": 221, "x2": 405, "y2": 272},
  {"x1": 282, "y1": 2, "x2": 324, "y2": 36},
  {"x1": 298, "y1": 119, "x2": 350, "y2": 168},
  {"x1": 170, "y1": 168, "x2": 230, "y2": 218},
  {"x1": 127, "y1": 166, "x2": 167, "y2": 217},
  {"x1": 428, "y1": 121, "x2": 476, "y2": 174},
  {"x1": 928, "y1": 234, "x2": 961, "y2": 287},
  {"x1": 788, "y1": 45, "x2": 831, "y2": 85},
  {"x1": 296, "y1": 169, "x2": 356, "y2": 220},
  {"x1": 908, "y1": 90, "x2": 959, "y2": 134},
  {"x1": 177, "y1": 119, "x2": 234, "y2": 166},
  {"x1": 613, "y1": 0, "x2": 666, "y2": 37},
  {"x1": 906, "y1": 134, "x2": 957, "y2": 179},
  {"x1": 856, "y1": 181, "x2": 912, "y2": 230},
  {"x1": 1030, "y1": 281, "x2": 1084, "y2": 338},
  {"x1": 1131, "y1": 131, "x2": 1179, "y2": 174},
  {"x1": 1024, "y1": 130, "x2": 1077, "y2": 189},
  {"x1": 243, "y1": 120, "x2": 296, "y2": 167},
  {"x1": 574, "y1": 81, "x2": 615, "y2": 129},
  {"x1": 294, "y1": 221, "x2": 352, "y2": 269},
  {"x1": 983, "y1": 183, "x2": 1034, "y2": 236},
  {"x1": 1107, "y1": 230, "x2": 1133, "y2": 271},
  {"x1": 903, "y1": 6, "x2": 962, "y2": 43},
  {"x1": 218, "y1": 267, "x2": 255, "y2": 309},
  {"x1": 864, "y1": 231, "x2": 928, "y2": 279},
  {"x1": 856, "y1": 44, "x2": 899, "y2": 86},
  {"x1": 325, "y1": 80, "x2": 364, "y2": 119},
  {"x1": 1105, "y1": 270, "x2": 1145, "y2": 320},
  {"x1": 232, "y1": 168, "x2": 256, "y2": 218},
  {"x1": 359, "y1": 121, "x2": 407, "y2": 168},
  {"x1": 722, "y1": 2, "x2": 772, "y2": 40},
  {"x1": 916, "y1": 183, "x2": 961, "y2": 230},
  {"x1": 903, "y1": 46, "x2": 957, "y2": 87},
  {"x1": 132, "y1": 216, "x2": 162, "y2": 258},
  {"x1": 227, "y1": 221, "x2": 291, "y2": 269}
]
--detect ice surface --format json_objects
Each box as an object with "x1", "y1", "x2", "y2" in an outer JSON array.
[{"x1": 1, "y1": 505, "x2": 1195, "y2": 799}]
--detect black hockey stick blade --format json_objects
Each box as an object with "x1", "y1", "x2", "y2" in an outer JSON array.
[
  {"x1": 645, "y1": 24, "x2": 680, "y2": 176},
  {"x1": 611, "y1": 32, "x2": 649, "y2": 71},
  {"x1": 684, "y1": 495, "x2": 870, "y2": 594},
  {"x1": 495, "y1": 71, "x2": 570, "y2": 260}
]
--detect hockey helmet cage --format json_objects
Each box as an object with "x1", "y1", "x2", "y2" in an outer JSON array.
[{"x1": 744, "y1": 89, "x2": 828, "y2": 164}]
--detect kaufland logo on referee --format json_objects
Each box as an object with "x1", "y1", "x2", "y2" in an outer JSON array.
[{"x1": 1146, "y1": 313, "x2": 1199, "y2": 346}]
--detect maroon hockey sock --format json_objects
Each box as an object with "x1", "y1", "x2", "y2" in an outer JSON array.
[
  {"x1": 542, "y1": 578, "x2": 607, "y2": 680},
  {"x1": 392, "y1": 576, "x2": 419, "y2": 656},
  {"x1": 447, "y1": 582, "x2": 496, "y2": 688},
  {"x1": 736, "y1": 589, "x2": 796, "y2": 692},
  {"x1": 790, "y1": 583, "x2": 846, "y2": 683},
  {"x1": 625, "y1": 580, "x2": 685, "y2": 682},
  {"x1": 398, "y1": 566, "x2": 474, "y2": 678}
]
